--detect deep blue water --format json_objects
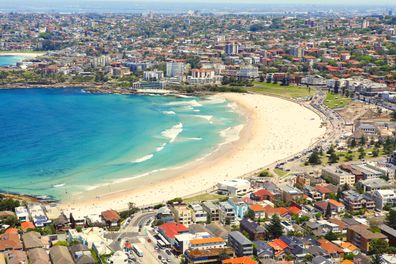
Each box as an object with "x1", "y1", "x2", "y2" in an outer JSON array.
[{"x1": 0, "y1": 88, "x2": 242, "y2": 200}]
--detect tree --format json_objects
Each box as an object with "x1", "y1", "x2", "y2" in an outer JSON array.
[
  {"x1": 325, "y1": 203, "x2": 332, "y2": 219},
  {"x1": 360, "y1": 136, "x2": 366, "y2": 146},
  {"x1": 308, "y1": 150, "x2": 322, "y2": 165},
  {"x1": 3, "y1": 216, "x2": 18, "y2": 227},
  {"x1": 324, "y1": 231, "x2": 338, "y2": 241},
  {"x1": 327, "y1": 145, "x2": 335, "y2": 155},
  {"x1": 266, "y1": 215, "x2": 283, "y2": 239},
  {"x1": 369, "y1": 238, "x2": 389, "y2": 255},
  {"x1": 328, "y1": 152, "x2": 339, "y2": 164},
  {"x1": 387, "y1": 208, "x2": 396, "y2": 229},
  {"x1": 350, "y1": 138, "x2": 357, "y2": 148},
  {"x1": 372, "y1": 148, "x2": 379, "y2": 157},
  {"x1": 358, "y1": 147, "x2": 366, "y2": 159}
]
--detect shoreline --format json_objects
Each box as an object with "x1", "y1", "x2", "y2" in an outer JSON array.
[
  {"x1": 0, "y1": 51, "x2": 45, "y2": 58},
  {"x1": 57, "y1": 92, "x2": 326, "y2": 215}
]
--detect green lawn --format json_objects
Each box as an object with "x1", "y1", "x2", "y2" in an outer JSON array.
[
  {"x1": 248, "y1": 82, "x2": 316, "y2": 98},
  {"x1": 183, "y1": 193, "x2": 226, "y2": 203},
  {"x1": 324, "y1": 92, "x2": 352, "y2": 109},
  {"x1": 274, "y1": 168, "x2": 288, "y2": 177},
  {"x1": 319, "y1": 148, "x2": 385, "y2": 165}
]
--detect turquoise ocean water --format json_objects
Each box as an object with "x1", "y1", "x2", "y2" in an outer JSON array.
[
  {"x1": 0, "y1": 88, "x2": 242, "y2": 200},
  {"x1": 0, "y1": 55, "x2": 26, "y2": 66}
]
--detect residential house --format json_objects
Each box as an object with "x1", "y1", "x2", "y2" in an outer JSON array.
[
  {"x1": 27, "y1": 204, "x2": 51, "y2": 228},
  {"x1": 202, "y1": 201, "x2": 220, "y2": 222},
  {"x1": 100, "y1": 210, "x2": 120, "y2": 228},
  {"x1": 372, "y1": 189, "x2": 396, "y2": 209},
  {"x1": 227, "y1": 198, "x2": 248, "y2": 220},
  {"x1": 0, "y1": 232, "x2": 22, "y2": 252},
  {"x1": 217, "y1": 179, "x2": 250, "y2": 196},
  {"x1": 250, "y1": 189, "x2": 275, "y2": 202},
  {"x1": 267, "y1": 239, "x2": 288, "y2": 258},
  {"x1": 343, "y1": 191, "x2": 375, "y2": 212},
  {"x1": 5, "y1": 250, "x2": 27, "y2": 264},
  {"x1": 379, "y1": 224, "x2": 396, "y2": 247},
  {"x1": 15, "y1": 206, "x2": 29, "y2": 222},
  {"x1": 317, "y1": 239, "x2": 344, "y2": 259},
  {"x1": 22, "y1": 232, "x2": 44, "y2": 250},
  {"x1": 278, "y1": 184, "x2": 304, "y2": 202},
  {"x1": 190, "y1": 204, "x2": 207, "y2": 224},
  {"x1": 49, "y1": 246, "x2": 75, "y2": 264},
  {"x1": 27, "y1": 248, "x2": 50, "y2": 264},
  {"x1": 219, "y1": 202, "x2": 236, "y2": 225},
  {"x1": 228, "y1": 231, "x2": 253, "y2": 257},
  {"x1": 69, "y1": 244, "x2": 95, "y2": 264},
  {"x1": 357, "y1": 178, "x2": 394, "y2": 193},
  {"x1": 314, "y1": 199, "x2": 345, "y2": 215},
  {"x1": 322, "y1": 166, "x2": 355, "y2": 186},
  {"x1": 239, "y1": 218, "x2": 266, "y2": 241},
  {"x1": 171, "y1": 205, "x2": 193, "y2": 227},
  {"x1": 347, "y1": 224, "x2": 387, "y2": 252}
]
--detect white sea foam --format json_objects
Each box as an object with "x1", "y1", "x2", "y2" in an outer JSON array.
[
  {"x1": 186, "y1": 137, "x2": 203, "y2": 141},
  {"x1": 193, "y1": 109, "x2": 200, "y2": 112},
  {"x1": 167, "y1": 100, "x2": 202, "y2": 107},
  {"x1": 219, "y1": 124, "x2": 244, "y2": 145},
  {"x1": 161, "y1": 123, "x2": 183, "y2": 143},
  {"x1": 53, "y1": 183, "x2": 65, "y2": 188},
  {"x1": 195, "y1": 115, "x2": 213, "y2": 121},
  {"x1": 131, "y1": 154, "x2": 154, "y2": 163},
  {"x1": 156, "y1": 143, "x2": 167, "y2": 152},
  {"x1": 162, "y1": 111, "x2": 176, "y2": 115},
  {"x1": 203, "y1": 97, "x2": 226, "y2": 104}
]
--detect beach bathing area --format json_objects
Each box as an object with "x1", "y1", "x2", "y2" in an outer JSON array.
[{"x1": 59, "y1": 92, "x2": 327, "y2": 215}]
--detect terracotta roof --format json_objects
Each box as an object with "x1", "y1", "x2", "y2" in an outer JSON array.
[
  {"x1": 328, "y1": 199, "x2": 344, "y2": 208},
  {"x1": 249, "y1": 204, "x2": 265, "y2": 212},
  {"x1": 339, "y1": 242, "x2": 358, "y2": 252},
  {"x1": 318, "y1": 239, "x2": 343, "y2": 254},
  {"x1": 287, "y1": 206, "x2": 301, "y2": 215},
  {"x1": 101, "y1": 210, "x2": 120, "y2": 223},
  {"x1": 190, "y1": 237, "x2": 224, "y2": 245},
  {"x1": 253, "y1": 189, "x2": 274, "y2": 198},
  {"x1": 268, "y1": 239, "x2": 288, "y2": 251},
  {"x1": 341, "y1": 260, "x2": 354, "y2": 264},
  {"x1": 222, "y1": 256, "x2": 257, "y2": 264},
  {"x1": 21, "y1": 222, "x2": 35, "y2": 232}
]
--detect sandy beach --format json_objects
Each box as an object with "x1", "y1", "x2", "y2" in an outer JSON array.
[
  {"x1": 59, "y1": 92, "x2": 326, "y2": 215},
  {"x1": 0, "y1": 51, "x2": 45, "y2": 58}
]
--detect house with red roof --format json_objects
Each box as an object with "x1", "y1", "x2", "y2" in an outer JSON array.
[
  {"x1": 318, "y1": 239, "x2": 344, "y2": 259},
  {"x1": 268, "y1": 239, "x2": 288, "y2": 257},
  {"x1": 159, "y1": 222, "x2": 189, "y2": 244},
  {"x1": 248, "y1": 204, "x2": 266, "y2": 219},
  {"x1": 20, "y1": 222, "x2": 35, "y2": 232},
  {"x1": 251, "y1": 189, "x2": 275, "y2": 202},
  {"x1": 100, "y1": 210, "x2": 121, "y2": 228}
]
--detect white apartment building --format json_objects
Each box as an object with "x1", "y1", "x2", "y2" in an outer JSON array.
[
  {"x1": 189, "y1": 204, "x2": 207, "y2": 223},
  {"x1": 322, "y1": 166, "x2": 356, "y2": 186},
  {"x1": 217, "y1": 179, "x2": 250, "y2": 196},
  {"x1": 372, "y1": 189, "x2": 396, "y2": 209}
]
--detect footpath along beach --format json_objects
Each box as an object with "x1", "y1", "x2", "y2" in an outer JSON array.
[{"x1": 59, "y1": 92, "x2": 326, "y2": 214}]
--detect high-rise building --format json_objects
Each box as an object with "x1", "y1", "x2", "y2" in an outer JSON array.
[
  {"x1": 224, "y1": 42, "x2": 239, "y2": 55},
  {"x1": 166, "y1": 62, "x2": 186, "y2": 80}
]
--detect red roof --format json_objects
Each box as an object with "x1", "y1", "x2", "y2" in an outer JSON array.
[
  {"x1": 222, "y1": 256, "x2": 257, "y2": 264},
  {"x1": 250, "y1": 204, "x2": 265, "y2": 212},
  {"x1": 21, "y1": 222, "x2": 35, "y2": 232},
  {"x1": 159, "y1": 222, "x2": 188, "y2": 239},
  {"x1": 101, "y1": 210, "x2": 120, "y2": 223},
  {"x1": 287, "y1": 206, "x2": 301, "y2": 215},
  {"x1": 315, "y1": 185, "x2": 332, "y2": 194},
  {"x1": 253, "y1": 189, "x2": 274, "y2": 198}
]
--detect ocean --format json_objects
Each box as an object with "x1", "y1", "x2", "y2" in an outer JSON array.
[
  {"x1": 0, "y1": 88, "x2": 242, "y2": 200},
  {"x1": 0, "y1": 55, "x2": 26, "y2": 66}
]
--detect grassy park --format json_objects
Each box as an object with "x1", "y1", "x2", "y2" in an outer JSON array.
[
  {"x1": 248, "y1": 82, "x2": 315, "y2": 98},
  {"x1": 324, "y1": 92, "x2": 352, "y2": 109}
]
